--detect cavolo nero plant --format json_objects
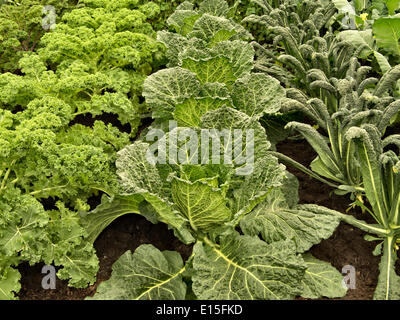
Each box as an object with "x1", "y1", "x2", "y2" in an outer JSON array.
[
  {"x1": 271, "y1": 59, "x2": 400, "y2": 200},
  {"x1": 243, "y1": 0, "x2": 400, "y2": 200},
  {"x1": 0, "y1": 0, "x2": 167, "y2": 299},
  {"x1": 340, "y1": 124, "x2": 400, "y2": 300},
  {"x1": 240, "y1": 0, "x2": 364, "y2": 144},
  {"x1": 83, "y1": 0, "x2": 348, "y2": 300},
  {"x1": 243, "y1": 0, "x2": 339, "y2": 88}
]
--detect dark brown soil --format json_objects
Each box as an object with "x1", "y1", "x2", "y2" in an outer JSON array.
[
  {"x1": 17, "y1": 139, "x2": 385, "y2": 300},
  {"x1": 277, "y1": 140, "x2": 381, "y2": 300}
]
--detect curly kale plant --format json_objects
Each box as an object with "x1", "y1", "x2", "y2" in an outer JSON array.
[
  {"x1": 0, "y1": 0, "x2": 77, "y2": 73},
  {"x1": 0, "y1": 0, "x2": 166, "y2": 299},
  {"x1": 36, "y1": 0, "x2": 165, "y2": 130},
  {"x1": 0, "y1": 94, "x2": 131, "y2": 299}
]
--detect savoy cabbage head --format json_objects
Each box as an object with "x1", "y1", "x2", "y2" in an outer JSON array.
[
  {"x1": 86, "y1": 105, "x2": 347, "y2": 300},
  {"x1": 143, "y1": 0, "x2": 285, "y2": 127}
]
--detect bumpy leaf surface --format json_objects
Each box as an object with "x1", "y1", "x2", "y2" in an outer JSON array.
[
  {"x1": 192, "y1": 234, "x2": 306, "y2": 300},
  {"x1": 301, "y1": 254, "x2": 347, "y2": 299},
  {"x1": 88, "y1": 245, "x2": 187, "y2": 300}
]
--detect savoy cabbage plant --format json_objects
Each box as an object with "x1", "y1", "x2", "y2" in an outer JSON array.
[
  {"x1": 140, "y1": 0, "x2": 287, "y2": 151},
  {"x1": 82, "y1": 0, "x2": 348, "y2": 301},
  {"x1": 82, "y1": 0, "x2": 288, "y2": 240},
  {"x1": 85, "y1": 107, "x2": 347, "y2": 300}
]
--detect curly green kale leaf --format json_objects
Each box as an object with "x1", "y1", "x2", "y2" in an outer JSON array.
[
  {"x1": 0, "y1": 188, "x2": 99, "y2": 295},
  {"x1": 0, "y1": 0, "x2": 76, "y2": 73}
]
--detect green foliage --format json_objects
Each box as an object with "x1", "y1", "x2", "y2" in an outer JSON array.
[
  {"x1": 0, "y1": 0, "x2": 167, "y2": 299},
  {"x1": 140, "y1": 0, "x2": 256, "y2": 32},
  {"x1": 337, "y1": 29, "x2": 393, "y2": 73},
  {"x1": 373, "y1": 16, "x2": 400, "y2": 58},
  {"x1": 0, "y1": 266, "x2": 21, "y2": 300},
  {"x1": 142, "y1": 0, "x2": 187, "y2": 31},
  {"x1": 245, "y1": 0, "x2": 336, "y2": 42},
  {"x1": 333, "y1": 0, "x2": 400, "y2": 90},
  {"x1": 85, "y1": 0, "x2": 346, "y2": 301},
  {"x1": 336, "y1": 16, "x2": 400, "y2": 79},
  {"x1": 341, "y1": 125, "x2": 400, "y2": 299},
  {"x1": 239, "y1": 181, "x2": 342, "y2": 253},
  {"x1": 332, "y1": 0, "x2": 400, "y2": 29},
  {"x1": 0, "y1": 0, "x2": 77, "y2": 73},
  {"x1": 301, "y1": 253, "x2": 349, "y2": 299}
]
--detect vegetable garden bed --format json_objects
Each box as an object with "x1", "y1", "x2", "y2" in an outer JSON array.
[
  {"x1": 2, "y1": 0, "x2": 400, "y2": 301},
  {"x1": 17, "y1": 140, "x2": 388, "y2": 300}
]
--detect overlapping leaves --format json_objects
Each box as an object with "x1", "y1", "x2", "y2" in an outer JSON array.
[
  {"x1": 86, "y1": 0, "x2": 346, "y2": 301},
  {"x1": 143, "y1": 0, "x2": 284, "y2": 126},
  {"x1": 0, "y1": 0, "x2": 168, "y2": 299}
]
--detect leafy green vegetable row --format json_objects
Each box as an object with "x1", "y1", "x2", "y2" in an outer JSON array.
[
  {"x1": 246, "y1": 0, "x2": 400, "y2": 299},
  {"x1": 0, "y1": 0, "x2": 168, "y2": 299},
  {"x1": 2, "y1": 0, "x2": 400, "y2": 301}
]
